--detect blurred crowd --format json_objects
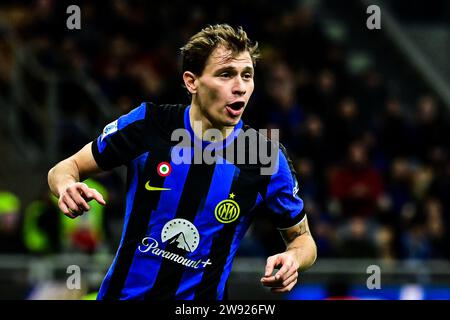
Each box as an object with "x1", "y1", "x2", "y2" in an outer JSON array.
[{"x1": 0, "y1": 0, "x2": 449, "y2": 262}]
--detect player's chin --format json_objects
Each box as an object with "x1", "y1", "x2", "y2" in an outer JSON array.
[
  {"x1": 222, "y1": 114, "x2": 242, "y2": 126},
  {"x1": 224, "y1": 119, "x2": 240, "y2": 127}
]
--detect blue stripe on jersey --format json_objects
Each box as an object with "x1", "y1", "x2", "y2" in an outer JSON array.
[
  {"x1": 118, "y1": 102, "x2": 147, "y2": 130},
  {"x1": 255, "y1": 192, "x2": 263, "y2": 208},
  {"x1": 97, "y1": 102, "x2": 147, "y2": 153},
  {"x1": 97, "y1": 151, "x2": 148, "y2": 299},
  {"x1": 120, "y1": 151, "x2": 191, "y2": 299},
  {"x1": 175, "y1": 158, "x2": 237, "y2": 300},
  {"x1": 98, "y1": 134, "x2": 108, "y2": 154}
]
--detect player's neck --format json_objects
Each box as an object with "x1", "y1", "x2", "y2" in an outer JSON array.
[{"x1": 189, "y1": 104, "x2": 234, "y2": 143}]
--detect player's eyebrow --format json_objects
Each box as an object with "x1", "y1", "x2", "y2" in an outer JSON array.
[
  {"x1": 214, "y1": 65, "x2": 254, "y2": 75},
  {"x1": 241, "y1": 66, "x2": 254, "y2": 74}
]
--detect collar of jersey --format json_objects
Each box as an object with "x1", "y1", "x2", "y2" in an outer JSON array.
[{"x1": 184, "y1": 105, "x2": 243, "y2": 151}]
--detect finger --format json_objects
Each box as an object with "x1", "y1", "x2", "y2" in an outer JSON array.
[
  {"x1": 271, "y1": 278, "x2": 297, "y2": 293},
  {"x1": 264, "y1": 255, "x2": 279, "y2": 277},
  {"x1": 66, "y1": 208, "x2": 79, "y2": 219},
  {"x1": 77, "y1": 184, "x2": 95, "y2": 202},
  {"x1": 80, "y1": 186, "x2": 106, "y2": 206},
  {"x1": 261, "y1": 278, "x2": 282, "y2": 288},
  {"x1": 274, "y1": 258, "x2": 294, "y2": 280},
  {"x1": 63, "y1": 195, "x2": 82, "y2": 215},
  {"x1": 262, "y1": 269, "x2": 287, "y2": 287},
  {"x1": 59, "y1": 200, "x2": 76, "y2": 219},
  {"x1": 61, "y1": 201, "x2": 79, "y2": 219},
  {"x1": 90, "y1": 189, "x2": 106, "y2": 205},
  {"x1": 280, "y1": 271, "x2": 298, "y2": 288},
  {"x1": 277, "y1": 264, "x2": 298, "y2": 282},
  {"x1": 76, "y1": 182, "x2": 89, "y2": 192},
  {"x1": 262, "y1": 271, "x2": 297, "y2": 288},
  {"x1": 71, "y1": 192, "x2": 91, "y2": 211}
]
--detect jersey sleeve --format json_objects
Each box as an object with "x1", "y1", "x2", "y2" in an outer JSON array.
[
  {"x1": 91, "y1": 102, "x2": 148, "y2": 170},
  {"x1": 263, "y1": 145, "x2": 305, "y2": 229}
]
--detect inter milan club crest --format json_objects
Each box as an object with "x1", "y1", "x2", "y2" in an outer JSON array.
[
  {"x1": 214, "y1": 193, "x2": 240, "y2": 224},
  {"x1": 157, "y1": 162, "x2": 172, "y2": 177}
]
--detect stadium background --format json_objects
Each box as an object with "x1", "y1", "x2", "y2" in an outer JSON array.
[{"x1": 0, "y1": 0, "x2": 449, "y2": 300}]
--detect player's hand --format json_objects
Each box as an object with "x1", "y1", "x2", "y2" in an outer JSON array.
[
  {"x1": 58, "y1": 182, "x2": 106, "y2": 219},
  {"x1": 261, "y1": 252, "x2": 299, "y2": 293}
]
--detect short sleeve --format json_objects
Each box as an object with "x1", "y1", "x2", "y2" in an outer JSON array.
[
  {"x1": 264, "y1": 145, "x2": 305, "y2": 229},
  {"x1": 92, "y1": 103, "x2": 148, "y2": 170}
]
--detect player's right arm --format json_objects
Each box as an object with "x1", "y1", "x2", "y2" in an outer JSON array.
[
  {"x1": 49, "y1": 102, "x2": 149, "y2": 218},
  {"x1": 48, "y1": 142, "x2": 106, "y2": 219}
]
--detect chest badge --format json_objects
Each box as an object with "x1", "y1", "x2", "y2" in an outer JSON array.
[{"x1": 214, "y1": 193, "x2": 240, "y2": 224}]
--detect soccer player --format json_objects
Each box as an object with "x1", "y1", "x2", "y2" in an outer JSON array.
[{"x1": 48, "y1": 24, "x2": 317, "y2": 300}]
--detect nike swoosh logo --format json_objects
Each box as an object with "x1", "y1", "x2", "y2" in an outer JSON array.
[{"x1": 145, "y1": 181, "x2": 171, "y2": 191}]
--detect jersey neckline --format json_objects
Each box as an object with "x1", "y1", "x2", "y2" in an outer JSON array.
[{"x1": 184, "y1": 105, "x2": 243, "y2": 151}]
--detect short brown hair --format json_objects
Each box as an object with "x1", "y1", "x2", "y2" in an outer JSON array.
[{"x1": 180, "y1": 24, "x2": 260, "y2": 75}]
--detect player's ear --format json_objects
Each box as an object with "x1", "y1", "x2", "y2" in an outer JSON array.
[{"x1": 183, "y1": 71, "x2": 198, "y2": 94}]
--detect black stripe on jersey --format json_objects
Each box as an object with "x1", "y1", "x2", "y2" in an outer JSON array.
[
  {"x1": 147, "y1": 103, "x2": 186, "y2": 142},
  {"x1": 193, "y1": 220, "x2": 237, "y2": 300},
  {"x1": 144, "y1": 156, "x2": 217, "y2": 300},
  {"x1": 194, "y1": 168, "x2": 259, "y2": 300},
  {"x1": 258, "y1": 142, "x2": 297, "y2": 200},
  {"x1": 102, "y1": 150, "x2": 170, "y2": 300},
  {"x1": 279, "y1": 142, "x2": 299, "y2": 184}
]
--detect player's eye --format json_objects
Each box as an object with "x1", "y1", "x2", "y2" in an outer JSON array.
[
  {"x1": 243, "y1": 73, "x2": 253, "y2": 80},
  {"x1": 220, "y1": 72, "x2": 231, "y2": 78}
]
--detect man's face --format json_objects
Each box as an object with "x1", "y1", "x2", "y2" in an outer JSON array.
[{"x1": 193, "y1": 46, "x2": 254, "y2": 128}]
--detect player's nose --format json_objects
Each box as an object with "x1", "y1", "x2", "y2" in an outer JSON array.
[{"x1": 232, "y1": 77, "x2": 246, "y2": 96}]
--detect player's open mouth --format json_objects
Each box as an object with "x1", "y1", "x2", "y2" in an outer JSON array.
[{"x1": 225, "y1": 101, "x2": 245, "y2": 117}]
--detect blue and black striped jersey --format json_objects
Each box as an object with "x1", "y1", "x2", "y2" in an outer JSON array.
[{"x1": 91, "y1": 102, "x2": 305, "y2": 300}]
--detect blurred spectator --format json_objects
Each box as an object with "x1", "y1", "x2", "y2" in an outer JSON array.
[
  {"x1": 377, "y1": 97, "x2": 414, "y2": 162},
  {"x1": 302, "y1": 69, "x2": 340, "y2": 123},
  {"x1": 428, "y1": 161, "x2": 450, "y2": 258},
  {"x1": 281, "y1": 4, "x2": 328, "y2": 72},
  {"x1": 329, "y1": 141, "x2": 384, "y2": 218},
  {"x1": 386, "y1": 158, "x2": 415, "y2": 217},
  {"x1": 23, "y1": 189, "x2": 60, "y2": 255},
  {"x1": 424, "y1": 198, "x2": 446, "y2": 259},
  {"x1": 296, "y1": 114, "x2": 330, "y2": 173},
  {"x1": 413, "y1": 95, "x2": 449, "y2": 163},
  {"x1": 375, "y1": 225, "x2": 396, "y2": 261},
  {"x1": 327, "y1": 97, "x2": 366, "y2": 162},
  {"x1": 295, "y1": 158, "x2": 324, "y2": 207},
  {"x1": 264, "y1": 61, "x2": 304, "y2": 150},
  {"x1": 401, "y1": 223, "x2": 431, "y2": 260},
  {"x1": 354, "y1": 69, "x2": 388, "y2": 127},
  {"x1": 412, "y1": 165, "x2": 434, "y2": 201},
  {"x1": 336, "y1": 217, "x2": 378, "y2": 258},
  {"x1": 0, "y1": 190, "x2": 26, "y2": 253}
]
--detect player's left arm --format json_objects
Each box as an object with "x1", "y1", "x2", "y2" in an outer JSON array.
[{"x1": 261, "y1": 217, "x2": 317, "y2": 293}]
